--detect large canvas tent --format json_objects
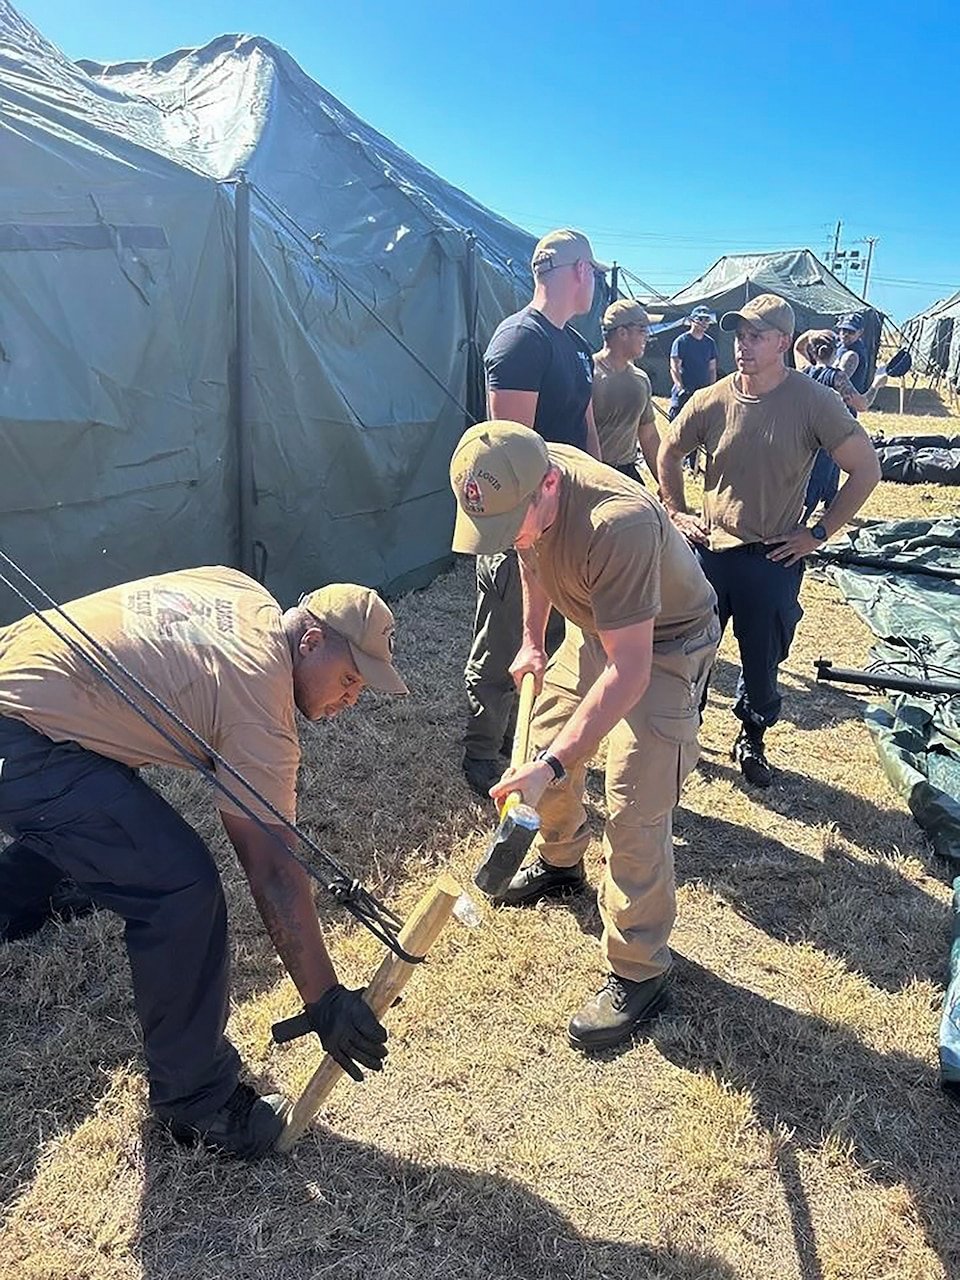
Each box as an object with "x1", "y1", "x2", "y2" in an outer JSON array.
[
  {"x1": 1, "y1": 3, "x2": 607, "y2": 618},
  {"x1": 640, "y1": 250, "x2": 884, "y2": 396},
  {"x1": 903, "y1": 291, "x2": 960, "y2": 387}
]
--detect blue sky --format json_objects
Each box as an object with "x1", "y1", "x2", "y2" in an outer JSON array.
[{"x1": 15, "y1": 0, "x2": 960, "y2": 321}]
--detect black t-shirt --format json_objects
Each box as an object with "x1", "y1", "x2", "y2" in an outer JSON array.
[{"x1": 483, "y1": 306, "x2": 593, "y2": 449}]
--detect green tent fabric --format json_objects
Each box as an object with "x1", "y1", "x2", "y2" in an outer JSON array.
[
  {"x1": 641, "y1": 249, "x2": 883, "y2": 396},
  {"x1": 0, "y1": 2, "x2": 608, "y2": 615},
  {"x1": 902, "y1": 290, "x2": 960, "y2": 386},
  {"x1": 820, "y1": 519, "x2": 960, "y2": 864}
]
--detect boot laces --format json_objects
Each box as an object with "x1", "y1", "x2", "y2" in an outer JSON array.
[{"x1": 599, "y1": 974, "x2": 631, "y2": 1011}]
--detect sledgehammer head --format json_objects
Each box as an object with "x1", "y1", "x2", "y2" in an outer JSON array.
[{"x1": 474, "y1": 797, "x2": 541, "y2": 898}]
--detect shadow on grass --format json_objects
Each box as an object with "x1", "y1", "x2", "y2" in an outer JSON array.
[
  {"x1": 704, "y1": 656, "x2": 866, "y2": 731},
  {"x1": 649, "y1": 956, "x2": 960, "y2": 1278},
  {"x1": 673, "y1": 807, "x2": 948, "y2": 992},
  {"x1": 0, "y1": 914, "x2": 142, "y2": 1212},
  {"x1": 874, "y1": 386, "x2": 954, "y2": 417},
  {"x1": 693, "y1": 750, "x2": 925, "y2": 863},
  {"x1": 135, "y1": 1122, "x2": 740, "y2": 1280}
]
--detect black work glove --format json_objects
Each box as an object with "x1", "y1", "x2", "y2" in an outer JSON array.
[{"x1": 305, "y1": 984, "x2": 388, "y2": 1082}]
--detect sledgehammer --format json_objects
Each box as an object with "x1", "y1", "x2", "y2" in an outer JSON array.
[{"x1": 473, "y1": 671, "x2": 540, "y2": 898}]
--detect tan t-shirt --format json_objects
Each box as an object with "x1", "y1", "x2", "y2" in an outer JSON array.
[
  {"x1": 0, "y1": 567, "x2": 299, "y2": 823},
  {"x1": 522, "y1": 445, "x2": 717, "y2": 643},
  {"x1": 591, "y1": 353, "x2": 656, "y2": 466},
  {"x1": 666, "y1": 370, "x2": 863, "y2": 549}
]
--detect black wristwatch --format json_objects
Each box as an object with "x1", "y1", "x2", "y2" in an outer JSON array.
[
  {"x1": 535, "y1": 750, "x2": 567, "y2": 786},
  {"x1": 809, "y1": 521, "x2": 828, "y2": 542}
]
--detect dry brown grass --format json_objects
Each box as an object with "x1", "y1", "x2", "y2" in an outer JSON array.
[{"x1": 2, "y1": 411, "x2": 960, "y2": 1279}]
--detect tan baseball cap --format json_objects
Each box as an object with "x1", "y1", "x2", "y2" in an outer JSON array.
[
  {"x1": 449, "y1": 421, "x2": 550, "y2": 556},
  {"x1": 531, "y1": 228, "x2": 608, "y2": 277},
  {"x1": 720, "y1": 293, "x2": 796, "y2": 337},
  {"x1": 299, "y1": 584, "x2": 408, "y2": 694},
  {"x1": 602, "y1": 299, "x2": 651, "y2": 331}
]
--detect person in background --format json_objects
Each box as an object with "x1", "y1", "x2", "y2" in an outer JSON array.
[
  {"x1": 668, "y1": 306, "x2": 718, "y2": 422},
  {"x1": 591, "y1": 300, "x2": 660, "y2": 486},
  {"x1": 461, "y1": 229, "x2": 604, "y2": 798},
  {"x1": 657, "y1": 294, "x2": 881, "y2": 790},
  {"x1": 835, "y1": 313, "x2": 872, "y2": 394},
  {"x1": 796, "y1": 328, "x2": 887, "y2": 518}
]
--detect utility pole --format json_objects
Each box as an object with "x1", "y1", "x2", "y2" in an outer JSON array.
[
  {"x1": 831, "y1": 219, "x2": 842, "y2": 269},
  {"x1": 862, "y1": 236, "x2": 878, "y2": 299}
]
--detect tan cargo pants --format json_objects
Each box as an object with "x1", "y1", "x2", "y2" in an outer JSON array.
[{"x1": 529, "y1": 618, "x2": 719, "y2": 983}]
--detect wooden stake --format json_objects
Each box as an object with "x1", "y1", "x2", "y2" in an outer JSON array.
[{"x1": 276, "y1": 872, "x2": 463, "y2": 1152}]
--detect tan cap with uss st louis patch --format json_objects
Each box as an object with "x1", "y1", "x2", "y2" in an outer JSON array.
[{"x1": 449, "y1": 421, "x2": 550, "y2": 556}]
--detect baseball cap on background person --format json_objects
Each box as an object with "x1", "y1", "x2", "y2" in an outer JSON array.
[
  {"x1": 449, "y1": 421, "x2": 550, "y2": 556},
  {"x1": 298, "y1": 584, "x2": 408, "y2": 694},
  {"x1": 688, "y1": 305, "x2": 716, "y2": 324},
  {"x1": 531, "y1": 229, "x2": 609, "y2": 276},
  {"x1": 720, "y1": 293, "x2": 796, "y2": 337},
  {"x1": 602, "y1": 299, "x2": 650, "y2": 332},
  {"x1": 836, "y1": 314, "x2": 865, "y2": 332}
]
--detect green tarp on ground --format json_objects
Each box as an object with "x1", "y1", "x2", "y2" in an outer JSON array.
[
  {"x1": 820, "y1": 519, "x2": 960, "y2": 864},
  {"x1": 821, "y1": 520, "x2": 960, "y2": 1089}
]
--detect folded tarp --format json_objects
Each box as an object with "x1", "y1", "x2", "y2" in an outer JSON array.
[{"x1": 874, "y1": 435, "x2": 960, "y2": 485}]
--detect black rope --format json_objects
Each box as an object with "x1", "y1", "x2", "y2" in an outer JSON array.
[{"x1": 0, "y1": 552, "x2": 422, "y2": 963}]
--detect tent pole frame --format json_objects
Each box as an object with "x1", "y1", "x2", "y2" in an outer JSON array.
[{"x1": 234, "y1": 172, "x2": 255, "y2": 577}]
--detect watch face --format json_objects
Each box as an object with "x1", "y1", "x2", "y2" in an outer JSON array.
[{"x1": 812, "y1": 523, "x2": 827, "y2": 541}]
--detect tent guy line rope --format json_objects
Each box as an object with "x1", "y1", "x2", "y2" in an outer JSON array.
[
  {"x1": 0, "y1": 548, "x2": 422, "y2": 964},
  {"x1": 246, "y1": 181, "x2": 478, "y2": 426}
]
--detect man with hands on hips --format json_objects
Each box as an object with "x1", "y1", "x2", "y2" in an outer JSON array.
[
  {"x1": 449, "y1": 421, "x2": 719, "y2": 1050},
  {"x1": 656, "y1": 294, "x2": 881, "y2": 789}
]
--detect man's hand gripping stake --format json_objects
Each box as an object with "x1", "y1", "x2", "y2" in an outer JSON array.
[{"x1": 473, "y1": 671, "x2": 541, "y2": 897}]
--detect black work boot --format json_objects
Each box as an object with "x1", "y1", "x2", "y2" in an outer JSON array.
[
  {"x1": 462, "y1": 756, "x2": 502, "y2": 799},
  {"x1": 568, "y1": 973, "x2": 670, "y2": 1051},
  {"x1": 496, "y1": 855, "x2": 586, "y2": 906},
  {"x1": 0, "y1": 878, "x2": 96, "y2": 944},
  {"x1": 165, "y1": 1082, "x2": 289, "y2": 1159},
  {"x1": 732, "y1": 724, "x2": 773, "y2": 788}
]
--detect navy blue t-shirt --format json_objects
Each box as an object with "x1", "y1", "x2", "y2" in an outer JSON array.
[
  {"x1": 669, "y1": 331, "x2": 718, "y2": 407},
  {"x1": 841, "y1": 337, "x2": 870, "y2": 393},
  {"x1": 484, "y1": 307, "x2": 593, "y2": 449}
]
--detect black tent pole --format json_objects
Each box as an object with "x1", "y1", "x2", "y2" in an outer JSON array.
[
  {"x1": 464, "y1": 231, "x2": 482, "y2": 426},
  {"x1": 234, "y1": 172, "x2": 255, "y2": 577}
]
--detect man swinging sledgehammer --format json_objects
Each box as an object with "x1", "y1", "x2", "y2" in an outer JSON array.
[{"x1": 450, "y1": 423, "x2": 720, "y2": 1049}]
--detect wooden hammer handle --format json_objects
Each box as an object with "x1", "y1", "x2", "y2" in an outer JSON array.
[
  {"x1": 501, "y1": 671, "x2": 537, "y2": 815},
  {"x1": 511, "y1": 671, "x2": 537, "y2": 771}
]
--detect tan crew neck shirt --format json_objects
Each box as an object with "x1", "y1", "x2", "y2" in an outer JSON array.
[
  {"x1": 523, "y1": 445, "x2": 717, "y2": 643},
  {"x1": 591, "y1": 353, "x2": 656, "y2": 467},
  {"x1": 665, "y1": 370, "x2": 863, "y2": 549},
  {"x1": 0, "y1": 567, "x2": 300, "y2": 823}
]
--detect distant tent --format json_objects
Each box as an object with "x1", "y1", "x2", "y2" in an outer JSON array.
[
  {"x1": 0, "y1": 3, "x2": 606, "y2": 617},
  {"x1": 640, "y1": 250, "x2": 884, "y2": 396},
  {"x1": 902, "y1": 291, "x2": 960, "y2": 387}
]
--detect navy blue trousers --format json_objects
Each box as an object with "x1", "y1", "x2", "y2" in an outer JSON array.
[
  {"x1": 0, "y1": 717, "x2": 239, "y2": 1121},
  {"x1": 696, "y1": 545, "x2": 804, "y2": 728}
]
